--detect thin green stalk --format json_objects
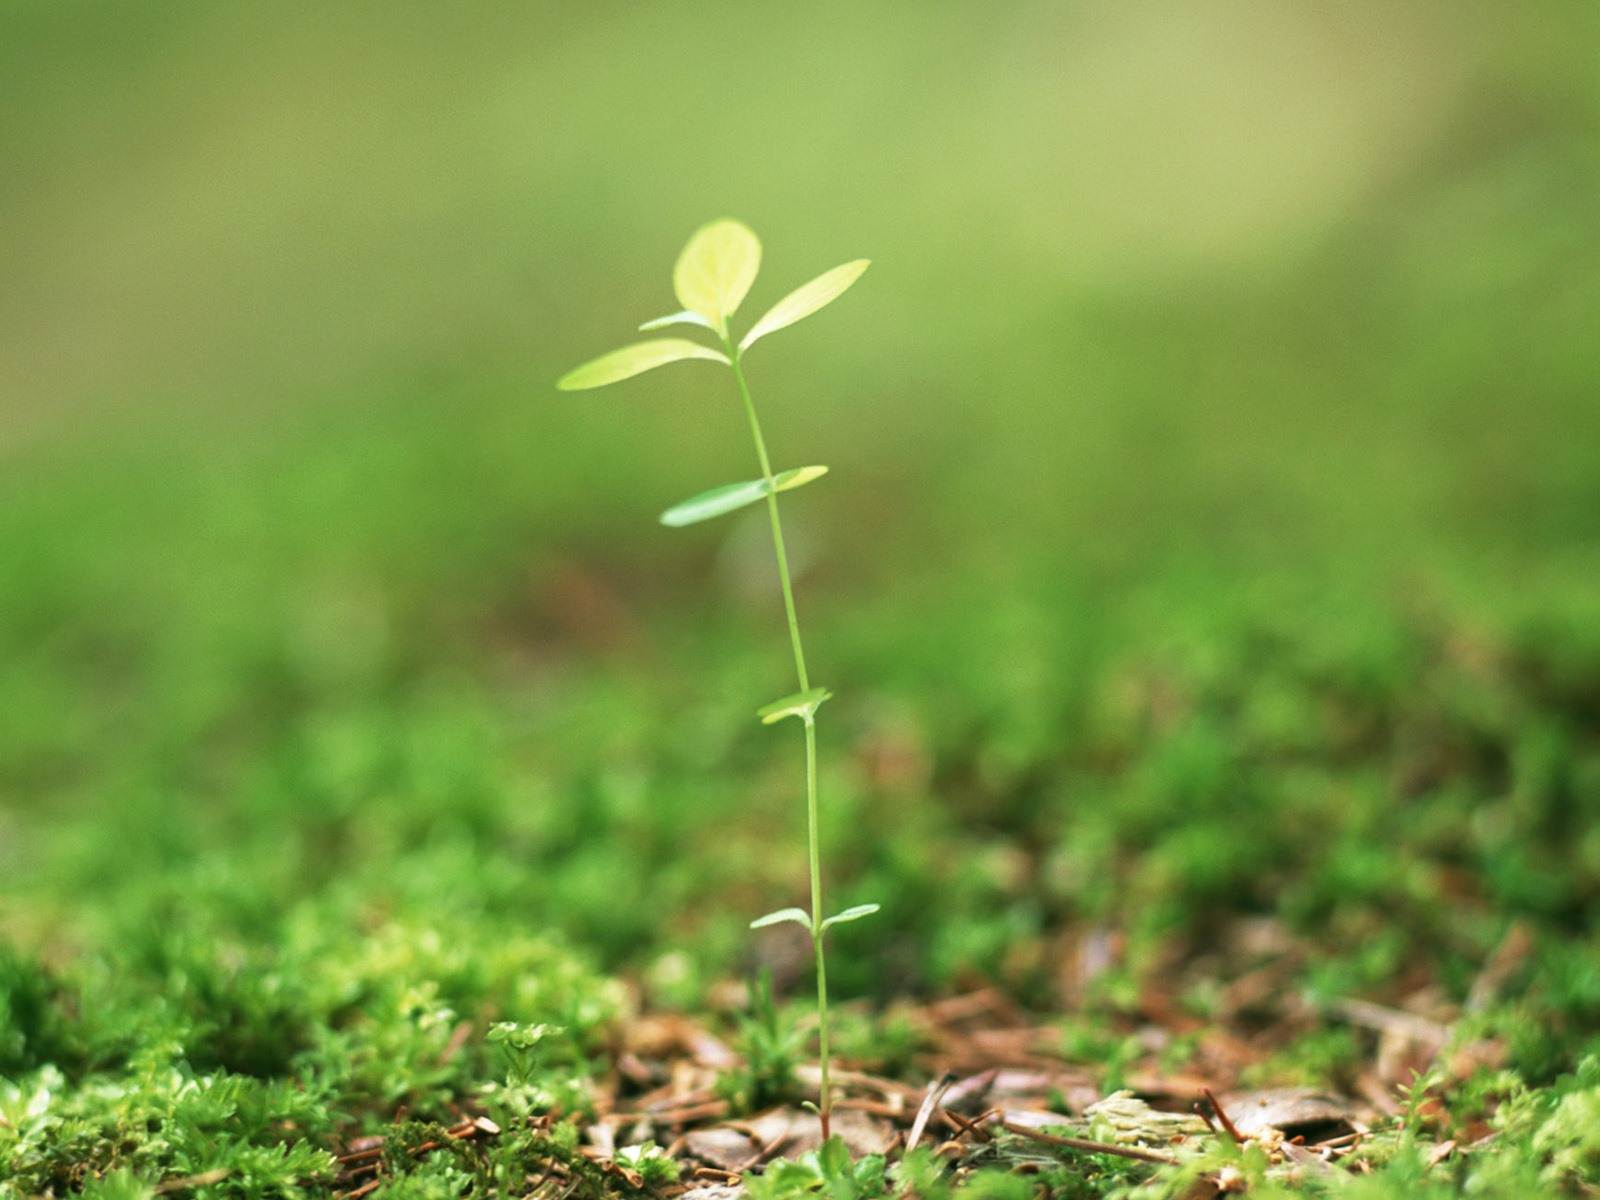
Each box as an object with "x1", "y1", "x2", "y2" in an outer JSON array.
[
  {"x1": 560, "y1": 220, "x2": 874, "y2": 1146},
  {"x1": 727, "y1": 345, "x2": 832, "y2": 1137},
  {"x1": 805, "y1": 717, "x2": 829, "y2": 1136},
  {"x1": 729, "y1": 351, "x2": 809, "y2": 692}
]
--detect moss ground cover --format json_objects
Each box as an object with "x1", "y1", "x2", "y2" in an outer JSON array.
[
  {"x1": 2, "y1": 373, "x2": 1598, "y2": 1196},
  {"x1": 4, "y1": 7, "x2": 1600, "y2": 1193}
]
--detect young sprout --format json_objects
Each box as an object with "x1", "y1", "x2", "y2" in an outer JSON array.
[{"x1": 559, "y1": 219, "x2": 878, "y2": 1139}]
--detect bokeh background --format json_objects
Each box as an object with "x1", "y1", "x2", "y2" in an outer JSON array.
[
  {"x1": 8, "y1": 1, "x2": 1597, "y2": 551},
  {"x1": 3, "y1": 1, "x2": 1599, "y2": 1022}
]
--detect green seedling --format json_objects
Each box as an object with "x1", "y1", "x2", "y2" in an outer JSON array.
[
  {"x1": 559, "y1": 218, "x2": 879, "y2": 1138},
  {"x1": 486, "y1": 1020, "x2": 562, "y2": 1086},
  {"x1": 718, "y1": 969, "x2": 804, "y2": 1114}
]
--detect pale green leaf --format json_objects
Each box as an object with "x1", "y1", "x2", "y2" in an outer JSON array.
[
  {"x1": 756, "y1": 687, "x2": 832, "y2": 725},
  {"x1": 750, "y1": 907, "x2": 813, "y2": 932},
  {"x1": 556, "y1": 339, "x2": 729, "y2": 390},
  {"x1": 674, "y1": 219, "x2": 761, "y2": 335},
  {"x1": 820, "y1": 903, "x2": 881, "y2": 931},
  {"x1": 659, "y1": 466, "x2": 828, "y2": 527},
  {"x1": 660, "y1": 479, "x2": 768, "y2": 527},
  {"x1": 639, "y1": 310, "x2": 716, "y2": 332},
  {"x1": 773, "y1": 464, "x2": 829, "y2": 493},
  {"x1": 740, "y1": 260, "x2": 870, "y2": 351}
]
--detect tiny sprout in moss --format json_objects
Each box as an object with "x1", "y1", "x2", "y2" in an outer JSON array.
[
  {"x1": 615, "y1": 1141, "x2": 680, "y2": 1186},
  {"x1": 487, "y1": 1020, "x2": 563, "y2": 1085},
  {"x1": 560, "y1": 218, "x2": 877, "y2": 1139}
]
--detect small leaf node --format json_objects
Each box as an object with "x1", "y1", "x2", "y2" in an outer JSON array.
[
  {"x1": 772, "y1": 465, "x2": 829, "y2": 493},
  {"x1": 658, "y1": 467, "x2": 827, "y2": 527},
  {"x1": 756, "y1": 687, "x2": 833, "y2": 725}
]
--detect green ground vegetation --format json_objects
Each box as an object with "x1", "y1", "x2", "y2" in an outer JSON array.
[
  {"x1": 2, "y1": 363, "x2": 1598, "y2": 1195},
  {"x1": 5, "y1": 4, "x2": 1600, "y2": 1197}
]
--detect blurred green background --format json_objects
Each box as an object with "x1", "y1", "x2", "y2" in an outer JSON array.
[
  {"x1": 2, "y1": 0, "x2": 1599, "y2": 1018},
  {"x1": 6, "y1": 1, "x2": 1596, "y2": 550}
]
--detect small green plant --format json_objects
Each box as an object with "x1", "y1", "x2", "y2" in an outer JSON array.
[
  {"x1": 486, "y1": 1020, "x2": 563, "y2": 1086},
  {"x1": 558, "y1": 219, "x2": 878, "y2": 1137},
  {"x1": 614, "y1": 1140, "x2": 680, "y2": 1187},
  {"x1": 717, "y1": 970, "x2": 805, "y2": 1114}
]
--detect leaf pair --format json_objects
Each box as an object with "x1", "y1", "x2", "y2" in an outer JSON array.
[
  {"x1": 660, "y1": 465, "x2": 828, "y2": 527},
  {"x1": 672, "y1": 219, "x2": 871, "y2": 350},
  {"x1": 756, "y1": 686, "x2": 831, "y2": 726},
  {"x1": 749, "y1": 903, "x2": 880, "y2": 934},
  {"x1": 555, "y1": 219, "x2": 869, "y2": 391}
]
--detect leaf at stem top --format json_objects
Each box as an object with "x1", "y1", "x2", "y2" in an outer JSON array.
[
  {"x1": 750, "y1": 907, "x2": 813, "y2": 932},
  {"x1": 638, "y1": 310, "x2": 717, "y2": 332},
  {"x1": 820, "y1": 903, "x2": 880, "y2": 931},
  {"x1": 557, "y1": 339, "x2": 729, "y2": 390},
  {"x1": 659, "y1": 466, "x2": 829, "y2": 527},
  {"x1": 756, "y1": 687, "x2": 832, "y2": 725},
  {"x1": 674, "y1": 219, "x2": 761, "y2": 337},
  {"x1": 740, "y1": 259, "x2": 870, "y2": 351}
]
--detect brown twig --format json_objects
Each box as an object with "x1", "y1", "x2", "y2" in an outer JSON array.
[
  {"x1": 998, "y1": 1121, "x2": 1181, "y2": 1167},
  {"x1": 1311, "y1": 1130, "x2": 1364, "y2": 1152},
  {"x1": 437, "y1": 1020, "x2": 476, "y2": 1067},
  {"x1": 836, "y1": 1098, "x2": 908, "y2": 1119},
  {"x1": 734, "y1": 1131, "x2": 796, "y2": 1175},
  {"x1": 1202, "y1": 1088, "x2": 1245, "y2": 1145},
  {"x1": 1332, "y1": 998, "x2": 1451, "y2": 1046},
  {"x1": 611, "y1": 1099, "x2": 729, "y2": 1126},
  {"x1": 940, "y1": 1107, "x2": 993, "y2": 1143},
  {"x1": 689, "y1": 1167, "x2": 744, "y2": 1185}
]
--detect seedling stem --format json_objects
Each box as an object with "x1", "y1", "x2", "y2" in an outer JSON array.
[
  {"x1": 729, "y1": 340, "x2": 832, "y2": 1137},
  {"x1": 558, "y1": 219, "x2": 877, "y2": 1143}
]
